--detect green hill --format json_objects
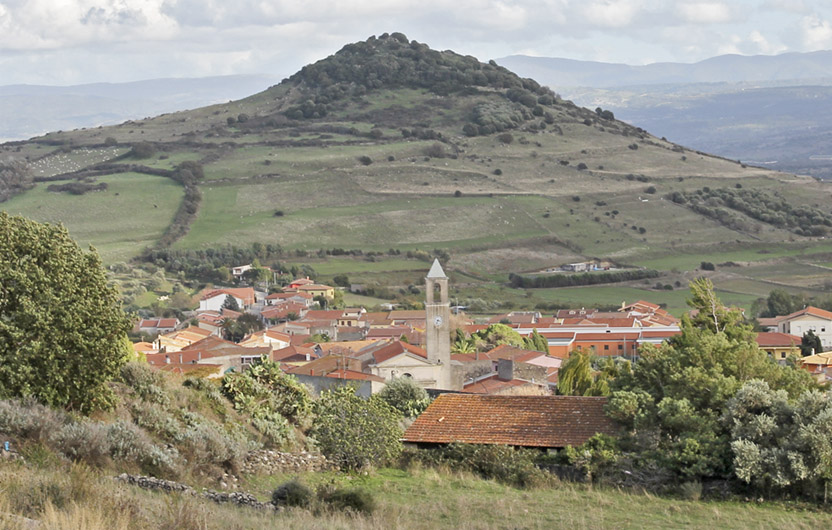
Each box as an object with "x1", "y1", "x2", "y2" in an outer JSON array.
[{"x1": 3, "y1": 33, "x2": 832, "y2": 312}]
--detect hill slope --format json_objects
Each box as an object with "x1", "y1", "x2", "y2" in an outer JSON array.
[{"x1": 2, "y1": 33, "x2": 832, "y2": 310}]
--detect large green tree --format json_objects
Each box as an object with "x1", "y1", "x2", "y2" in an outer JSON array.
[
  {"x1": 0, "y1": 213, "x2": 132, "y2": 412},
  {"x1": 607, "y1": 278, "x2": 818, "y2": 479}
]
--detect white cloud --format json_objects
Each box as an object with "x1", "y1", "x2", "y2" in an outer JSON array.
[
  {"x1": 581, "y1": 0, "x2": 645, "y2": 28},
  {"x1": 800, "y1": 13, "x2": 832, "y2": 49},
  {"x1": 678, "y1": 2, "x2": 734, "y2": 24}
]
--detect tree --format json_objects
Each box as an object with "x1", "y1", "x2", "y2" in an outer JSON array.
[
  {"x1": 222, "y1": 294, "x2": 240, "y2": 311},
  {"x1": 525, "y1": 329, "x2": 549, "y2": 353},
  {"x1": 558, "y1": 351, "x2": 593, "y2": 396},
  {"x1": 802, "y1": 330, "x2": 823, "y2": 357},
  {"x1": 726, "y1": 380, "x2": 832, "y2": 500},
  {"x1": 311, "y1": 385, "x2": 403, "y2": 471},
  {"x1": 607, "y1": 280, "x2": 818, "y2": 479},
  {"x1": 0, "y1": 213, "x2": 131, "y2": 412},
  {"x1": 378, "y1": 377, "x2": 430, "y2": 418}
]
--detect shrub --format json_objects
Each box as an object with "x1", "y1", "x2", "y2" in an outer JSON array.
[
  {"x1": 50, "y1": 421, "x2": 111, "y2": 467},
  {"x1": 700, "y1": 261, "x2": 716, "y2": 271},
  {"x1": 572, "y1": 195, "x2": 581, "y2": 202},
  {"x1": 0, "y1": 398, "x2": 64, "y2": 441},
  {"x1": 679, "y1": 481, "x2": 702, "y2": 501},
  {"x1": 321, "y1": 487, "x2": 376, "y2": 515},
  {"x1": 120, "y1": 362, "x2": 170, "y2": 406},
  {"x1": 454, "y1": 190, "x2": 462, "y2": 197},
  {"x1": 422, "y1": 143, "x2": 446, "y2": 158},
  {"x1": 645, "y1": 186, "x2": 656, "y2": 194},
  {"x1": 493, "y1": 168, "x2": 503, "y2": 175},
  {"x1": 272, "y1": 479, "x2": 314, "y2": 508},
  {"x1": 311, "y1": 386, "x2": 403, "y2": 471},
  {"x1": 576, "y1": 163, "x2": 588, "y2": 170},
  {"x1": 378, "y1": 378, "x2": 430, "y2": 418},
  {"x1": 497, "y1": 133, "x2": 514, "y2": 144},
  {"x1": 357, "y1": 156, "x2": 373, "y2": 166}
]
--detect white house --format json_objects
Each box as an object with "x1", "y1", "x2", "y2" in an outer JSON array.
[
  {"x1": 198, "y1": 288, "x2": 256, "y2": 312},
  {"x1": 776, "y1": 306, "x2": 832, "y2": 350}
]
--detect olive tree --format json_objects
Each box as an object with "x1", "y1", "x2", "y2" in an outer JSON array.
[{"x1": 0, "y1": 213, "x2": 132, "y2": 412}]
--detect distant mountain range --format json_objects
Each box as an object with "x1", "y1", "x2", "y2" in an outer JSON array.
[
  {"x1": 498, "y1": 51, "x2": 832, "y2": 179},
  {"x1": 0, "y1": 75, "x2": 278, "y2": 142}
]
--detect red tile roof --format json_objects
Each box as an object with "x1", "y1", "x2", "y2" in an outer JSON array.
[
  {"x1": 325, "y1": 369, "x2": 385, "y2": 383},
  {"x1": 462, "y1": 376, "x2": 536, "y2": 394},
  {"x1": 403, "y1": 394, "x2": 618, "y2": 448},
  {"x1": 200, "y1": 287, "x2": 255, "y2": 306},
  {"x1": 781, "y1": 306, "x2": 832, "y2": 322},
  {"x1": 371, "y1": 340, "x2": 428, "y2": 363},
  {"x1": 756, "y1": 332, "x2": 801, "y2": 347}
]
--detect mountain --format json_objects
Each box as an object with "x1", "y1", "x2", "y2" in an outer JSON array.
[
  {"x1": 498, "y1": 52, "x2": 832, "y2": 179},
  {"x1": 0, "y1": 75, "x2": 278, "y2": 142},
  {"x1": 2, "y1": 34, "x2": 832, "y2": 312},
  {"x1": 497, "y1": 51, "x2": 832, "y2": 88}
]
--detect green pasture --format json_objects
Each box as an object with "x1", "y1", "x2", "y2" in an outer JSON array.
[{"x1": 2, "y1": 173, "x2": 183, "y2": 262}]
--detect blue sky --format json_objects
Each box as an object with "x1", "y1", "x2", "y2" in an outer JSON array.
[{"x1": 1, "y1": 0, "x2": 832, "y2": 85}]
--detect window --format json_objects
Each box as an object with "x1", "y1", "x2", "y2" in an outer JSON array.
[
  {"x1": 618, "y1": 344, "x2": 623, "y2": 350},
  {"x1": 604, "y1": 345, "x2": 609, "y2": 350}
]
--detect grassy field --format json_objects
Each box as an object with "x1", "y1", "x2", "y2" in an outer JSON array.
[
  {"x1": 4, "y1": 463, "x2": 831, "y2": 529},
  {"x1": 1, "y1": 172, "x2": 183, "y2": 262}
]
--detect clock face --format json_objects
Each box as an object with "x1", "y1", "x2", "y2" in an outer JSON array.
[{"x1": 434, "y1": 315, "x2": 443, "y2": 328}]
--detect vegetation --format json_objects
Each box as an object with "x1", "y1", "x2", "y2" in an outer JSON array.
[
  {"x1": 310, "y1": 385, "x2": 403, "y2": 471},
  {"x1": 509, "y1": 269, "x2": 659, "y2": 289},
  {"x1": 670, "y1": 187, "x2": 832, "y2": 236},
  {"x1": 0, "y1": 213, "x2": 132, "y2": 412},
  {"x1": 0, "y1": 159, "x2": 33, "y2": 202},
  {"x1": 606, "y1": 279, "x2": 820, "y2": 489},
  {"x1": 377, "y1": 377, "x2": 430, "y2": 418}
]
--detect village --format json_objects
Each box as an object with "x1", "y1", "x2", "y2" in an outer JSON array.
[{"x1": 128, "y1": 258, "x2": 832, "y2": 451}]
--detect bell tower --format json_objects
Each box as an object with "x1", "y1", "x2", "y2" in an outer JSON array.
[{"x1": 425, "y1": 259, "x2": 452, "y2": 389}]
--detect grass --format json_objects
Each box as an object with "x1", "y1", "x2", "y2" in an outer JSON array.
[
  {"x1": 1, "y1": 172, "x2": 183, "y2": 262},
  {"x1": 4, "y1": 463, "x2": 828, "y2": 529}
]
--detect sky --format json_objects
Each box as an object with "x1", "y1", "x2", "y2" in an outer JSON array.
[{"x1": 2, "y1": 0, "x2": 832, "y2": 85}]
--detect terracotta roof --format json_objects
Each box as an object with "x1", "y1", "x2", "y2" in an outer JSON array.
[
  {"x1": 756, "y1": 332, "x2": 801, "y2": 347},
  {"x1": 200, "y1": 287, "x2": 255, "y2": 305},
  {"x1": 272, "y1": 345, "x2": 316, "y2": 362},
  {"x1": 403, "y1": 394, "x2": 618, "y2": 448},
  {"x1": 325, "y1": 369, "x2": 385, "y2": 383},
  {"x1": 370, "y1": 340, "x2": 428, "y2": 364},
  {"x1": 388, "y1": 310, "x2": 427, "y2": 321},
  {"x1": 483, "y1": 344, "x2": 545, "y2": 363},
  {"x1": 462, "y1": 376, "x2": 536, "y2": 394},
  {"x1": 133, "y1": 341, "x2": 157, "y2": 353},
  {"x1": 781, "y1": 306, "x2": 832, "y2": 322},
  {"x1": 139, "y1": 318, "x2": 178, "y2": 329}
]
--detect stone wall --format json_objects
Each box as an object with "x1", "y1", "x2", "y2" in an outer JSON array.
[{"x1": 240, "y1": 450, "x2": 329, "y2": 475}]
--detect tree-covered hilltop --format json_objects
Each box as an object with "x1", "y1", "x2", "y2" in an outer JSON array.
[
  {"x1": 279, "y1": 32, "x2": 576, "y2": 136},
  {"x1": 287, "y1": 32, "x2": 554, "y2": 100}
]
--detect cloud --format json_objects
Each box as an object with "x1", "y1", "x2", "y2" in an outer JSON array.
[
  {"x1": 800, "y1": 13, "x2": 832, "y2": 49},
  {"x1": 580, "y1": 0, "x2": 645, "y2": 28},
  {"x1": 677, "y1": 2, "x2": 735, "y2": 24}
]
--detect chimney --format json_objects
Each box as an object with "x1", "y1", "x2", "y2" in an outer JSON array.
[
  {"x1": 178, "y1": 354, "x2": 183, "y2": 364},
  {"x1": 165, "y1": 355, "x2": 170, "y2": 365}
]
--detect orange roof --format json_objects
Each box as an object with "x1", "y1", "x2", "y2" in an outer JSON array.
[
  {"x1": 781, "y1": 306, "x2": 832, "y2": 322},
  {"x1": 463, "y1": 376, "x2": 537, "y2": 394},
  {"x1": 200, "y1": 287, "x2": 255, "y2": 305},
  {"x1": 403, "y1": 394, "x2": 618, "y2": 448},
  {"x1": 325, "y1": 369, "x2": 385, "y2": 383},
  {"x1": 755, "y1": 332, "x2": 801, "y2": 347},
  {"x1": 371, "y1": 340, "x2": 428, "y2": 363},
  {"x1": 133, "y1": 341, "x2": 157, "y2": 353},
  {"x1": 483, "y1": 344, "x2": 545, "y2": 363}
]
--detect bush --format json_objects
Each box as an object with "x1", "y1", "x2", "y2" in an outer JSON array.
[
  {"x1": 454, "y1": 190, "x2": 462, "y2": 197},
  {"x1": 357, "y1": 156, "x2": 373, "y2": 166},
  {"x1": 493, "y1": 168, "x2": 503, "y2": 175},
  {"x1": 311, "y1": 386, "x2": 403, "y2": 471},
  {"x1": 50, "y1": 421, "x2": 111, "y2": 467},
  {"x1": 272, "y1": 479, "x2": 314, "y2": 507},
  {"x1": 576, "y1": 163, "x2": 588, "y2": 170},
  {"x1": 497, "y1": 133, "x2": 514, "y2": 144},
  {"x1": 700, "y1": 261, "x2": 716, "y2": 271},
  {"x1": 378, "y1": 378, "x2": 430, "y2": 418},
  {"x1": 679, "y1": 481, "x2": 702, "y2": 501},
  {"x1": 0, "y1": 398, "x2": 64, "y2": 441},
  {"x1": 321, "y1": 487, "x2": 376, "y2": 515}
]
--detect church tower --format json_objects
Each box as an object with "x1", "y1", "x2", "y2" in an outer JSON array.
[{"x1": 425, "y1": 259, "x2": 453, "y2": 389}]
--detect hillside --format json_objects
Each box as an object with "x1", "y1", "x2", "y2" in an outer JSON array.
[
  {"x1": 0, "y1": 75, "x2": 278, "y2": 143},
  {"x1": 499, "y1": 52, "x2": 832, "y2": 180},
  {"x1": 3, "y1": 33, "x2": 832, "y2": 312}
]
